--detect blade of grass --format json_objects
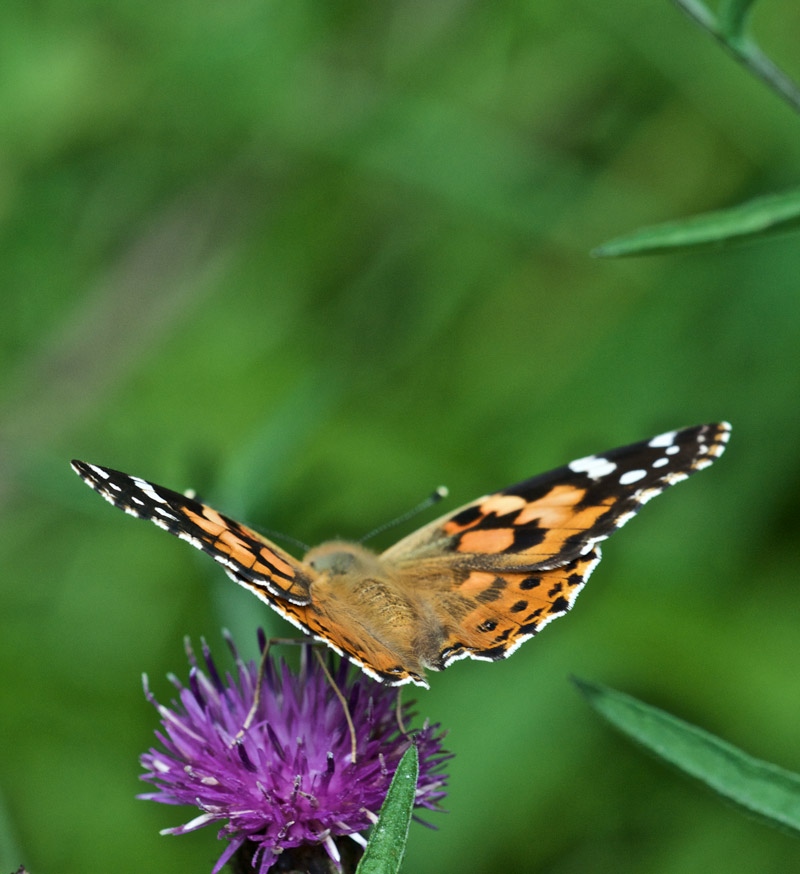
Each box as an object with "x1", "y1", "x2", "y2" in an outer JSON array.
[
  {"x1": 593, "y1": 188, "x2": 800, "y2": 256},
  {"x1": 574, "y1": 678, "x2": 800, "y2": 835}
]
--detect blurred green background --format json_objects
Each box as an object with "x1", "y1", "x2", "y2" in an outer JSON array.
[{"x1": 3, "y1": 2, "x2": 800, "y2": 873}]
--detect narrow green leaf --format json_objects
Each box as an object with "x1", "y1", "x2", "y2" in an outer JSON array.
[
  {"x1": 718, "y1": 0, "x2": 758, "y2": 43},
  {"x1": 592, "y1": 188, "x2": 800, "y2": 257},
  {"x1": 356, "y1": 744, "x2": 419, "y2": 874},
  {"x1": 671, "y1": 0, "x2": 800, "y2": 114},
  {"x1": 574, "y1": 678, "x2": 800, "y2": 835}
]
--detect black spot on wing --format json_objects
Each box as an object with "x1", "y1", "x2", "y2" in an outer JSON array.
[
  {"x1": 448, "y1": 505, "x2": 483, "y2": 528},
  {"x1": 475, "y1": 576, "x2": 508, "y2": 604},
  {"x1": 477, "y1": 644, "x2": 509, "y2": 661},
  {"x1": 511, "y1": 525, "x2": 547, "y2": 551},
  {"x1": 519, "y1": 618, "x2": 543, "y2": 635}
]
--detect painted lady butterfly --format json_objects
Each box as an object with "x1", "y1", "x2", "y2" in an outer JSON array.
[{"x1": 72, "y1": 422, "x2": 729, "y2": 687}]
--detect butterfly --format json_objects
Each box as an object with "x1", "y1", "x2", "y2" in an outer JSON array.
[{"x1": 72, "y1": 422, "x2": 729, "y2": 688}]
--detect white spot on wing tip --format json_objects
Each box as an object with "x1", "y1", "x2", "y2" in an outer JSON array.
[
  {"x1": 131, "y1": 476, "x2": 167, "y2": 505},
  {"x1": 619, "y1": 468, "x2": 647, "y2": 486},
  {"x1": 648, "y1": 430, "x2": 678, "y2": 449},
  {"x1": 568, "y1": 454, "x2": 617, "y2": 479}
]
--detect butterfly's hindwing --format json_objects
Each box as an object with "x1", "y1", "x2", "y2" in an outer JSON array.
[{"x1": 430, "y1": 547, "x2": 602, "y2": 668}]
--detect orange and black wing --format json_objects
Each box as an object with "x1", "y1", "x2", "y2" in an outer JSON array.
[
  {"x1": 383, "y1": 422, "x2": 730, "y2": 574},
  {"x1": 71, "y1": 461, "x2": 314, "y2": 606},
  {"x1": 383, "y1": 423, "x2": 730, "y2": 668}
]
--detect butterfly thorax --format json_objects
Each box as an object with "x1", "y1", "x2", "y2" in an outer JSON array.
[{"x1": 303, "y1": 541, "x2": 426, "y2": 667}]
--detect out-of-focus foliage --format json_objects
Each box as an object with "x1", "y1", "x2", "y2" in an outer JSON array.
[
  {"x1": 2, "y1": 1, "x2": 800, "y2": 873},
  {"x1": 591, "y1": 0, "x2": 800, "y2": 257}
]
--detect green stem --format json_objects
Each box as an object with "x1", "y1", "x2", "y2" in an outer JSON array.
[{"x1": 670, "y1": 0, "x2": 800, "y2": 115}]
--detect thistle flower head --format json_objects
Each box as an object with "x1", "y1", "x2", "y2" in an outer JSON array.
[{"x1": 139, "y1": 633, "x2": 450, "y2": 873}]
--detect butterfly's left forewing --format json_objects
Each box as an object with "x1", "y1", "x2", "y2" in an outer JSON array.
[
  {"x1": 383, "y1": 422, "x2": 730, "y2": 670},
  {"x1": 383, "y1": 423, "x2": 730, "y2": 573}
]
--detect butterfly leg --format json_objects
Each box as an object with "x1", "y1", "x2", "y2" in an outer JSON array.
[
  {"x1": 394, "y1": 688, "x2": 407, "y2": 736},
  {"x1": 314, "y1": 649, "x2": 358, "y2": 764},
  {"x1": 232, "y1": 636, "x2": 312, "y2": 744},
  {"x1": 231, "y1": 637, "x2": 274, "y2": 744}
]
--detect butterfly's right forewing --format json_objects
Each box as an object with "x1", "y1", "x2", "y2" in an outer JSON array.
[{"x1": 71, "y1": 461, "x2": 314, "y2": 605}]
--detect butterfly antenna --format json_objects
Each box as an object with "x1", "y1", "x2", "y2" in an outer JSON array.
[
  {"x1": 360, "y1": 486, "x2": 449, "y2": 544},
  {"x1": 182, "y1": 489, "x2": 311, "y2": 554},
  {"x1": 259, "y1": 528, "x2": 311, "y2": 554}
]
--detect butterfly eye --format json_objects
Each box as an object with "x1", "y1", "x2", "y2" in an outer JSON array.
[{"x1": 308, "y1": 551, "x2": 357, "y2": 576}]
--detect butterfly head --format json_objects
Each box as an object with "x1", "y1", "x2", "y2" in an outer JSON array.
[{"x1": 305, "y1": 541, "x2": 382, "y2": 578}]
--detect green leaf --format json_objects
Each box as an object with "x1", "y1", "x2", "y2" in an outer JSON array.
[
  {"x1": 718, "y1": 0, "x2": 758, "y2": 43},
  {"x1": 574, "y1": 678, "x2": 800, "y2": 835},
  {"x1": 356, "y1": 744, "x2": 419, "y2": 874},
  {"x1": 671, "y1": 0, "x2": 800, "y2": 113},
  {"x1": 592, "y1": 188, "x2": 800, "y2": 257}
]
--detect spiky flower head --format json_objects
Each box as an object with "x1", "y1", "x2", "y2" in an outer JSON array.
[{"x1": 139, "y1": 633, "x2": 451, "y2": 873}]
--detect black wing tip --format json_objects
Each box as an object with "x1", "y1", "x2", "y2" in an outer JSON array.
[
  {"x1": 699, "y1": 421, "x2": 731, "y2": 438},
  {"x1": 711, "y1": 421, "x2": 732, "y2": 446},
  {"x1": 71, "y1": 459, "x2": 95, "y2": 480},
  {"x1": 690, "y1": 421, "x2": 731, "y2": 458},
  {"x1": 71, "y1": 459, "x2": 106, "y2": 482}
]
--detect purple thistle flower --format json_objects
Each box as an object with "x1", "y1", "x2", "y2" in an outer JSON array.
[{"x1": 139, "y1": 632, "x2": 451, "y2": 874}]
